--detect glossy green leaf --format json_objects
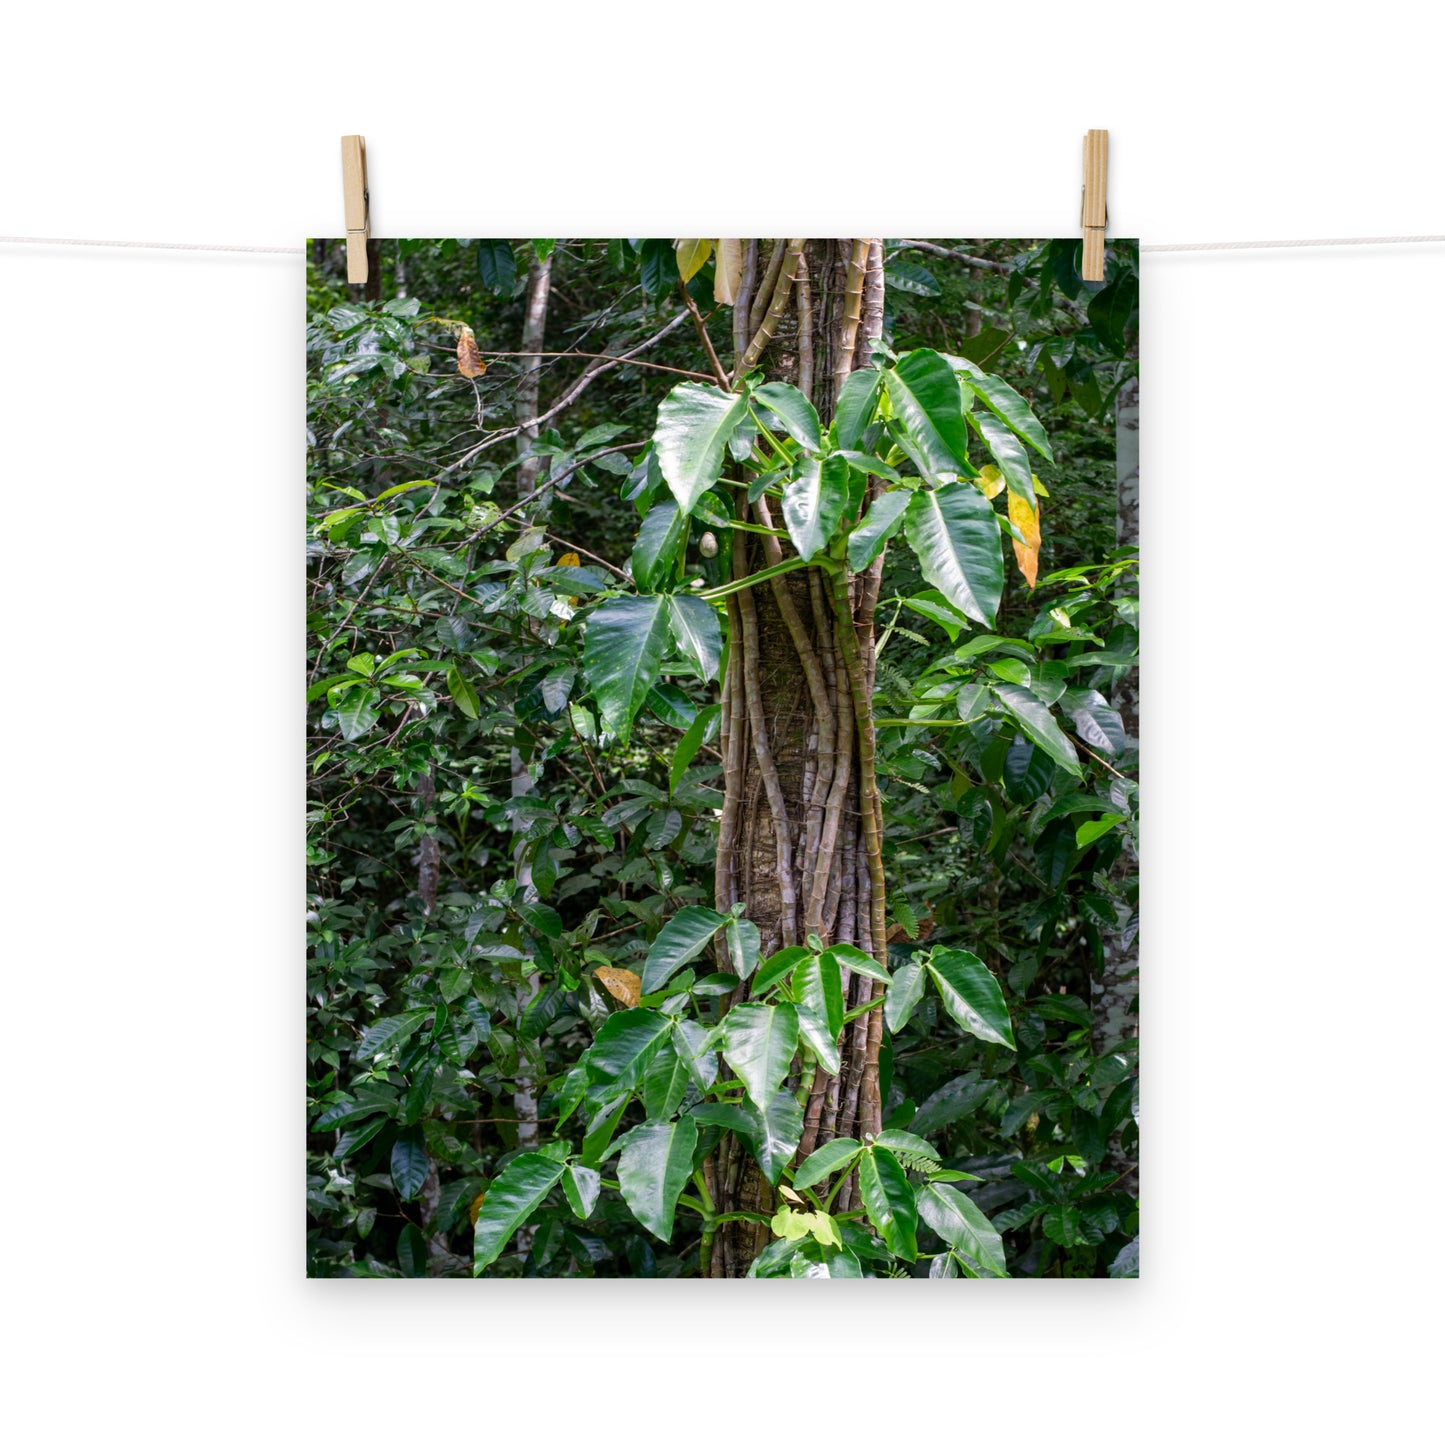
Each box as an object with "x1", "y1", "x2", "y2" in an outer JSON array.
[
  {"x1": 336, "y1": 686, "x2": 381, "y2": 740},
  {"x1": 1076, "y1": 813, "x2": 1126, "y2": 848},
  {"x1": 958, "y1": 367, "x2": 1054, "y2": 462},
  {"x1": 781, "y1": 454, "x2": 850, "y2": 562},
  {"x1": 472, "y1": 1153, "x2": 567, "y2": 1272},
  {"x1": 740, "y1": 1087, "x2": 805, "y2": 1185},
  {"x1": 640, "y1": 906, "x2": 728, "y2": 993},
  {"x1": 753, "y1": 381, "x2": 822, "y2": 452},
  {"x1": 562, "y1": 1164, "x2": 602, "y2": 1220},
  {"x1": 629, "y1": 498, "x2": 686, "y2": 592},
  {"x1": 669, "y1": 703, "x2": 720, "y2": 795},
  {"x1": 724, "y1": 916, "x2": 761, "y2": 979},
  {"x1": 847, "y1": 490, "x2": 911, "y2": 573},
  {"x1": 653, "y1": 383, "x2": 749, "y2": 515},
  {"x1": 972, "y1": 410, "x2": 1036, "y2": 508},
  {"x1": 792, "y1": 1137, "x2": 863, "y2": 1192},
  {"x1": 582, "y1": 595, "x2": 670, "y2": 744},
  {"x1": 617, "y1": 1116, "x2": 698, "y2": 1242},
  {"x1": 903, "y1": 483, "x2": 1004, "y2": 627},
  {"x1": 821, "y1": 942, "x2": 889, "y2": 983},
  {"x1": 666, "y1": 594, "x2": 723, "y2": 682},
  {"x1": 885, "y1": 348, "x2": 973, "y2": 479},
  {"x1": 722, "y1": 1002, "x2": 799, "y2": 1111},
  {"x1": 917, "y1": 1183, "x2": 1008, "y2": 1277},
  {"x1": 396, "y1": 1222, "x2": 427, "y2": 1277},
  {"x1": 389, "y1": 1131, "x2": 429, "y2": 1200},
  {"x1": 642, "y1": 1039, "x2": 692, "y2": 1118},
  {"x1": 883, "y1": 961, "x2": 927, "y2": 1032},
  {"x1": 872, "y1": 1129, "x2": 940, "y2": 1160},
  {"x1": 834, "y1": 368, "x2": 883, "y2": 450},
  {"x1": 793, "y1": 949, "x2": 845, "y2": 1074},
  {"x1": 583, "y1": 1008, "x2": 674, "y2": 1084},
  {"x1": 992, "y1": 683, "x2": 1082, "y2": 778},
  {"x1": 857, "y1": 1146, "x2": 918, "y2": 1260},
  {"x1": 476, "y1": 239, "x2": 517, "y2": 294},
  {"x1": 751, "y1": 945, "x2": 811, "y2": 996},
  {"x1": 925, "y1": 948, "x2": 1015, "y2": 1048}
]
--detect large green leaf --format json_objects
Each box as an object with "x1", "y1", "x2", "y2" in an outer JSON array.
[
  {"x1": 847, "y1": 490, "x2": 911, "y2": 573},
  {"x1": 583, "y1": 1008, "x2": 675, "y2": 1084},
  {"x1": 822, "y1": 942, "x2": 890, "y2": 983},
  {"x1": 885, "y1": 348, "x2": 973, "y2": 479},
  {"x1": 992, "y1": 682, "x2": 1082, "y2": 778},
  {"x1": 971, "y1": 410, "x2": 1036, "y2": 508},
  {"x1": 473, "y1": 1154, "x2": 567, "y2": 1272},
  {"x1": 924, "y1": 948, "x2": 1015, "y2": 1049},
  {"x1": 389, "y1": 1130, "x2": 429, "y2": 1201},
  {"x1": 793, "y1": 949, "x2": 844, "y2": 1075},
  {"x1": 617, "y1": 1116, "x2": 698, "y2": 1242},
  {"x1": 739, "y1": 1087, "x2": 805, "y2": 1185},
  {"x1": 752, "y1": 381, "x2": 821, "y2": 452},
  {"x1": 724, "y1": 916, "x2": 760, "y2": 979},
  {"x1": 666, "y1": 594, "x2": 722, "y2": 682},
  {"x1": 955, "y1": 365, "x2": 1054, "y2": 462},
  {"x1": 782, "y1": 454, "x2": 850, "y2": 562},
  {"x1": 722, "y1": 1002, "x2": 799, "y2": 1111},
  {"x1": 903, "y1": 483, "x2": 1004, "y2": 627},
  {"x1": 582, "y1": 595, "x2": 670, "y2": 743},
  {"x1": 629, "y1": 498, "x2": 686, "y2": 592},
  {"x1": 640, "y1": 906, "x2": 728, "y2": 993},
  {"x1": 642, "y1": 1039, "x2": 692, "y2": 1118},
  {"x1": 562, "y1": 1164, "x2": 602, "y2": 1220},
  {"x1": 653, "y1": 384, "x2": 749, "y2": 515},
  {"x1": 834, "y1": 368, "x2": 883, "y2": 450},
  {"x1": 917, "y1": 1183, "x2": 1008, "y2": 1277},
  {"x1": 883, "y1": 960, "x2": 927, "y2": 1032},
  {"x1": 857, "y1": 1146, "x2": 918, "y2": 1260},
  {"x1": 792, "y1": 1136, "x2": 863, "y2": 1192}
]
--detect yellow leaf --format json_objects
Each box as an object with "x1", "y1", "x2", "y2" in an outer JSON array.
[
  {"x1": 468, "y1": 1188, "x2": 486, "y2": 1225},
  {"x1": 778, "y1": 1184, "x2": 804, "y2": 1204},
  {"x1": 594, "y1": 966, "x2": 642, "y2": 1008},
  {"x1": 977, "y1": 464, "x2": 1006, "y2": 500},
  {"x1": 557, "y1": 552, "x2": 580, "y2": 568},
  {"x1": 456, "y1": 325, "x2": 487, "y2": 379},
  {"x1": 713, "y1": 238, "x2": 743, "y2": 305},
  {"x1": 1031, "y1": 474, "x2": 1049, "y2": 498},
  {"x1": 1008, "y1": 490, "x2": 1041, "y2": 588},
  {"x1": 674, "y1": 238, "x2": 713, "y2": 284}
]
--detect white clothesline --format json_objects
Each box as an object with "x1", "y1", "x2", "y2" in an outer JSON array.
[{"x1": 0, "y1": 234, "x2": 1441, "y2": 258}]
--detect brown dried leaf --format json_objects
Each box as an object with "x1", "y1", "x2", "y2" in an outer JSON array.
[
  {"x1": 594, "y1": 966, "x2": 642, "y2": 1009},
  {"x1": 713, "y1": 238, "x2": 743, "y2": 305},
  {"x1": 456, "y1": 325, "x2": 487, "y2": 379},
  {"x1": 1008, "y1": 489, "x2": 1041, "y2": 589}
]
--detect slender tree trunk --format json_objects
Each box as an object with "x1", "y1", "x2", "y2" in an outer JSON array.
[
  {"x1": 710, "y1": 239, "x2": 887, "y2": 1275},
  {"x1": 1094, "y1": 357, "x2": 1139, "y2": 1191}
]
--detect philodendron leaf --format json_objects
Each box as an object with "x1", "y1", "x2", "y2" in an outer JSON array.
[
  {"x1": 753, "y1": 381, "x2": 822, "y2": 453},
  {"x1": 740, "y1": 1087, "x2": 805, "y2": 1186},
  {"x1": 792, "y1": 1136, "x2": 863, "y2": 1192},
  {"x1": 617, "y1": 1116, "x2": 698, "y2": 1242},
  {"x1": 640, "y1": 906, "x2": 728, "y2": 993},
  {"x1": 917, "y1": 1182, "x2": 1008, "y2": 1277},
  {"x1": 793, "y1": 949, "x2": 845, "y2": 1075},
  {"x1": 582, "y1": 595, "x2": 670, "y2": 744},
  {"x1": 666, "y1": 593, "x2": 723, "y2": 682},
  {"x1": 971, "y1": 409, "x2": 1037, "y2": 509},
  {"x1": 724, "y1": 916, "x2": 761, "y2": 979},
  {"x1": 883, "y1": 960, "x2": 927, "y2": 1032},
  {"x1": 924, "y1": 948, "x2": 1015, "y2": 1049},
  {"x1": 952, "y1": 361, "x2": 1054, "y2": 462},
  {"x1": 821, "y1": 942, "x2": 890, "y2": 983},
  {"x1": 885, "y1": 348, "x2": 973, "y2": 479},
  {"x1": 834, "y1": 367, "x2": 883, "y2": 451},
  {"x1": 992, "y1": 682, "x2": 1082, "y2": 778},
  {"x1": 473, "y1": 1154, "x2": 568, "y2": 1272},
  {"x1": 722, "y1": 1002, "x2": 799, "y2": 1112},
  {"x1": 782, "y1": 454, "x2": 851, "y2": 562},
  {"x1": 903, "y1": 482, "x2": 1004, "y2": 628},
  {"x1": 857, "y1": 1146, "x2": 918, "y2": 1261},
  {"x1": 583, "y1": 1008, "x2": 675, "y2": 1085},
  {"x1": 629, "y1": 498, "x2": 686, "y2": 592},
  {"x1": 562, "y1": 1163, "x2": 602, "y2": 1220},
  {"x1": 847, "y1": 490, "x2": 911, "y2": 573},
  {"x1": 653, "y1": 383, "x2": 749, "y2": 515}
]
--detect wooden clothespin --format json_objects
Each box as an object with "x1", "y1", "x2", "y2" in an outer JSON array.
[
  {"x1": 341, "y1": 135, "x2": 370, "y2": 285},
  {"x1": 1081, "y1": 129, "x2": 1108, "y2": 282}
]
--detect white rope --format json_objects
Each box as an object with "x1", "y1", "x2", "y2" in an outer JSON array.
[
  {"x1": 0, "y1": 234, "x2": 1440, "y2": 259},
  {"x1": 0, "y1": 236, "x2": 303, "y2": 255}
]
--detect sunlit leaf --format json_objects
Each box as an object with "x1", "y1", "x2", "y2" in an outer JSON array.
[
  {"x1": 903, "y1": 483, "x2": 1004, "y2": 627},
  {"x1": 593, "y1": 966, "x2": 642, "y2": 1008}
]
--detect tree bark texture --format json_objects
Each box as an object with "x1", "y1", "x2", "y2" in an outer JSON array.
[{"x1": 708, "y1": 239, "x2": 887, "y2": 1276}]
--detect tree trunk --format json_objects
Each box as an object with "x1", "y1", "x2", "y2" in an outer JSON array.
[{"x1": 708, "y1": 239, "x2": 887, "y2": 1276}]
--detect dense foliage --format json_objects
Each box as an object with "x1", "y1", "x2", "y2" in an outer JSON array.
[{"x1": 306, "y1": 236, "x2": 1139, "y2": 1278}]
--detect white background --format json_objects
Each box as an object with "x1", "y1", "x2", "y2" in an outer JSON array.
[{"x1": 3, "y1": 2, "x2": 1439, "y2": 1439}]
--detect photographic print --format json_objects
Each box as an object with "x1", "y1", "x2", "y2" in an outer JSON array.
[{"x1": 306, "y1": 237, "x2": 1139, "y2": 1278}]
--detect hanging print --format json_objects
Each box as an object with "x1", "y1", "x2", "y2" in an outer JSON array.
[{"x1": 306, "y1": 237, "x2": 1140, "y2": 1278}]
